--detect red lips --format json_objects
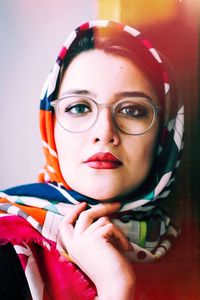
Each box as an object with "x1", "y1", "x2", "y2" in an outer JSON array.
[{"x1": 84, "y1": 152, "x2": 122, "y2": 169}]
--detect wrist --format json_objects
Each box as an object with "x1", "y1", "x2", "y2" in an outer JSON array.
[
  {"x1": 96, "y1": 263, "x2": 135, "y2": 300},
  {"x1": 97, "y1": 289, "x2": 135, "y2": 300},
  {"x1": 97, "y1": 281, "x2": 135, "y2": 300}
]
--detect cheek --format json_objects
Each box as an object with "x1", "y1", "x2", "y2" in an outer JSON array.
[
  {"x1": 54, "y1": 122, "x2": 77, "y2": 168},
  {"x1": 54, "y1": 122, "x2": 88, "y2": 179},
  {"x1": 126, "y1": 129, "x2": 158, "y2": 170},
  {"x1": 141, "y1": 136, "x2": 157, "y2": 161}
]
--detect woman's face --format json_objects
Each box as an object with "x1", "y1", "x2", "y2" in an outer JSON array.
[{"x1": 54, "y1": 50, "x2": 159, "y2": 200}]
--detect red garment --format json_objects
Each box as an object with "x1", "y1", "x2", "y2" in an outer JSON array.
[
  {"x1": 1, "y1": 215, "x2": 199, "y2": 300},
  {"x1": 0, "y1": 216, "x2": 96, "y2": 300}
]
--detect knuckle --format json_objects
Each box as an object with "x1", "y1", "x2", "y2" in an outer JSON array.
[
  {"x1": 78, "y1": 210, "x2": 87, "y2": 219},
  {"x1": 101, "y1": 223, "x2": 113, "y2": 235},
  {"x1": 99, "y1": 216, "x2": 110, "y2": 224},
  {"x1": 106, "y1": 223, "x2": 114, "y2": 230},
  {"x1": 79, "y1": 210, "x2": 93, "y2": 222}
]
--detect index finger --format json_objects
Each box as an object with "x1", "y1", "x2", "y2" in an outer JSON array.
[
  {"x1": 74, "y1": 202, "x2": 121, "y2": 235},
  {"x1": 59, "y1": 202, "x2": 87, "y2": 250}
]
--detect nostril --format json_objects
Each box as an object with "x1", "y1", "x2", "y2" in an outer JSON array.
[
  {"x1": 94, "y1": 137, "x2": 115, "y2": 144},
  {"x1": 92, "y1": 118, "x2": 120, "y2": 145}
]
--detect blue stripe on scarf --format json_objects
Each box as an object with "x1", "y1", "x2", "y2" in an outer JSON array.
[{"x1": 3, "y1": 183, "x2": 67, "y2": 202}]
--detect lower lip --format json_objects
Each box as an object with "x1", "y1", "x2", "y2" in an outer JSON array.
[{"x1": 85, "y1": 161, "x2": 122, "y2": 169}]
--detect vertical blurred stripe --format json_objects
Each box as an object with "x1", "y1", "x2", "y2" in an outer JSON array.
[{"x1": 0, "y1": 0, "x2": 97, "y2": 189}]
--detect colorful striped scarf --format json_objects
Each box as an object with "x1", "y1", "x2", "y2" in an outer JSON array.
[{"x1": 0, "y1": 20, "x2": 184, "y2": 298}]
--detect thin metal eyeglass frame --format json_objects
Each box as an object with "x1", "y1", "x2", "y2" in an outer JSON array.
[{"x1": 50, "y1": 95, "x2": 160, "y2": 135}]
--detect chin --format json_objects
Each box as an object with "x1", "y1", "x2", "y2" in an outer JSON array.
[
  {"x1": 82, "y1": 186, "x2": 131, "y2": 202},
  {"x1": 79, "y1": 186, "x2": 121, "y2": 201},
  {"x1": 84, "y1": 181, "x2": 144, "y2": 202},
  {"x1": 68, "y1": 174, "x2": 144, "y2": 201}
]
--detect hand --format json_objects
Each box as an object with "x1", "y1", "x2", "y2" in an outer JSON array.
[{"x1": 58, "y1": 202, "x2": 135, "y2": 300}]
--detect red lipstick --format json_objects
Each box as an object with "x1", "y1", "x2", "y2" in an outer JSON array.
[{"x1": 84, "y1": 152, "x2": 122, "y2": 169}]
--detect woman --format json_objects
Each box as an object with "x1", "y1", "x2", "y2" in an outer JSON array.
[{"x1": 0, "y1": 20, "x2": 184, "y2": 299}]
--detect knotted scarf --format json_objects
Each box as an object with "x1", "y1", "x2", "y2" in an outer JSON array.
[{"x1": 0, "y1": 20, "x2": 184, "y2": 299}]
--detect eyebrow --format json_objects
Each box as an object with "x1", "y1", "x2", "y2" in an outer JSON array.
[
  {"x1": 59, "y1": 89, "x2": 97, "y2": 98},
  {"x1": 114, "y1": 91, "x2": 152, "y2": 101},
  {"x1": 59, "y1": 89, "x2": 152, "y2": 101}
]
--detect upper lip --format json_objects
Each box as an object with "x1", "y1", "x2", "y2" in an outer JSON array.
[{"x1": 85, "y1": 152, "x2": 122, "y2": 163}]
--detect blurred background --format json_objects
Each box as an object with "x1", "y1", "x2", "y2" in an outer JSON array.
[
  {"x1": 0, "y1": 0, "x2": 199, "y2": 218},
  {"x1": 0, "y1": 0, "x2": 97, "y2": 188}
]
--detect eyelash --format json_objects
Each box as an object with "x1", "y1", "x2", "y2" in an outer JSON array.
[
  {"x1": 118, "y1": 105, "x2": 148, "y2": 118},
  {"x1": 65, "y1": 103, "x2": 91, "y2": 114}
]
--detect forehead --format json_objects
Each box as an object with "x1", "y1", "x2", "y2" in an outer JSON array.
[{"x1": 59, "y1": 49, "x2": 158, "y2": 103}]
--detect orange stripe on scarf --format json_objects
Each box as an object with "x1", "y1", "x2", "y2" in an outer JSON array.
[
  {"x1": 39, "y1": 110, "x2": 71, "y2": 189},
  {"x1": 0, "y1": 197, "x2": 46, "y2": 225}
]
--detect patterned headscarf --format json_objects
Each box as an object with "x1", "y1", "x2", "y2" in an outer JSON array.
[{"x1": 1, "y1": 20, "x2": 184, "y2": 263}]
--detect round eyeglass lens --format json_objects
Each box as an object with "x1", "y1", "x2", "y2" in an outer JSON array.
[
  {"x1": 56, "y1": 96, "x2": 97, "y2": 132},
  {"x1": 114, "y1": 98, "x2": 155, "y2": 135}
]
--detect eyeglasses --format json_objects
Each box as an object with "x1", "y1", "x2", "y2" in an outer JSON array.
[{"x1": 51, "y1": 95, "x2": 160, "y2": 135}]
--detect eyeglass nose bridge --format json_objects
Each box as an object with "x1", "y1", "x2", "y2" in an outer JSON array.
[
  {"x1": 96, "y1": 102, "x2": 114, "y2": 110},
  {"x1": 94, "y1": 102, "x2": 117, "y2": 125}
]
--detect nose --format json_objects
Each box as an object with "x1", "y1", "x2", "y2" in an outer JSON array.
[{"x1": 91, "y1": 107, "x2": 120, "y2": 145}]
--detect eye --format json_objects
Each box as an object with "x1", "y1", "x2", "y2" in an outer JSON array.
[
  {"x1": 64, "y1": 102, "x2": 91, "y2": 115},
  {"x1": 118, "y1": 104, "x2": 148, "y2": 119}
]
